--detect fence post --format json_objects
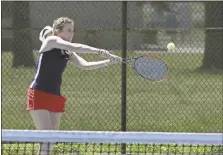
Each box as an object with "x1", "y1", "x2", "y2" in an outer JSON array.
[{"x1": 121, "y1": 1, "x2": 127, "y2": 154}]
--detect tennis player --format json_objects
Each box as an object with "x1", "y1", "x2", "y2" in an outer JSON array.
[{"x1": 27, "y1": 17, "x2": 122, "y2": 155}]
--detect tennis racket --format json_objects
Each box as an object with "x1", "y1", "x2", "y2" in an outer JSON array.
[{"x1": 122, "y1": 54, "x2": 168, "y2": 81}]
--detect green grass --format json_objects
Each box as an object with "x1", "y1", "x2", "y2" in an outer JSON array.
[
  {"x1": 2, "y1": 51, "x2": 222, "y2": 132},
  {"x1": 2, "y1": 143, "x2": 223, "y2": 155},
  {"x1": 1, "y1": 51, "x2": 223, "y2": 154}
]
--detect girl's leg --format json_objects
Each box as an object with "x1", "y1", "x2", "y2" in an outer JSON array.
[
  {"x1": 49, "y1": 112, "x2": 62, "y2": 130},
  {"x1": 30, "y1": 110, "x2": 52, "y2": 130},
  {"x1": 48, "y1": 112, "x2": 63, "y2": 154},
  {"x1": 30, "y1": 110, "x2": 53, "y2": 155}
]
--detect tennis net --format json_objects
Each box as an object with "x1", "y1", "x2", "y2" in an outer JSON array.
[{"x1": 2, "y1": 129, "x2": 223, "y2": 155}]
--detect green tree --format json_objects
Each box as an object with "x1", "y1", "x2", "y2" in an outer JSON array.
[
  {"x1": 12, "y1": 1, "x2": 35, "y2": 67},
  {"x1": 201, "y1": 2, "x2": 223, "y2": 71}
]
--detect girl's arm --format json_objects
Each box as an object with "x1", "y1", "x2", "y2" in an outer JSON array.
[
  {"x1": 39, "y1": 36, "x2": 108, "y2": 55},
  {"x1": 68, "y1": 52, "x2": 122, "y2": 70}
]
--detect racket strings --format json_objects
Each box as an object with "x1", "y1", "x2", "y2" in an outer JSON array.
[{"x1": 134, "y1": 57, "x2": 168, "y2": 80}]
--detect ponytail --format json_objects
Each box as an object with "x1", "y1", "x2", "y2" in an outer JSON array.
[{"x1": 39, "y1": 26, "x2": 53, "y2": 42}]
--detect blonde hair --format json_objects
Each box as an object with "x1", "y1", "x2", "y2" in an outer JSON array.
[
  {"x1": 39, "y1": 26, "x2": 53, "y2": 42},
  {"x1": 52, "y1": 17, "x2": 74, "y2": 35}
]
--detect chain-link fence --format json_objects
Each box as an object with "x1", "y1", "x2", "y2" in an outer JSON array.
[{"x1": 2, "y1": 1, "x2": 222, "y2": 133}]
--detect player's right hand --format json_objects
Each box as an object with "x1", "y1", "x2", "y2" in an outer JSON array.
[
  {"x1": 98, "y1": 49, "x2": 122, "y2": 64},
  {"x1": 109, "y1": 54, "x2": 123, "y2": 64}
]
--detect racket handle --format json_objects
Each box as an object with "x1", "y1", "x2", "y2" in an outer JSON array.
[{"x1": 123, "y1": 56, "x2": 142, "y2": 62}]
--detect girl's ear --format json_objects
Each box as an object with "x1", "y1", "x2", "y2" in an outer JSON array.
[{"x1": 54, "y1": 29, "x2": 59, "y2": 36}]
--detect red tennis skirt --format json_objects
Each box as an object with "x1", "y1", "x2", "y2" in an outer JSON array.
[{"x1": 26, "y1": 88, "x2": 66, "y2": 112}]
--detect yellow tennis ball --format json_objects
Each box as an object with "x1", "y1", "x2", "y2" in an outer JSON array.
[{"x1": 167, "y1": 42, "x2": 176, "y2": 50}]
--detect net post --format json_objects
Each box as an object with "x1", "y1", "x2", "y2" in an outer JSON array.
[{"x1": 121, "y1": 1, "x2": 127, "y2": 155}]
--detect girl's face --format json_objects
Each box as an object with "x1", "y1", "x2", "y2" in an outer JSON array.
[{"x1": 57, "y1": 23, "x2": 74, "y2": 42}]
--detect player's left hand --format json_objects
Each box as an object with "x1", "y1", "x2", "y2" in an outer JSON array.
[{"x1": 98, "y1": 49, "x2": 111, "y2": 58}]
